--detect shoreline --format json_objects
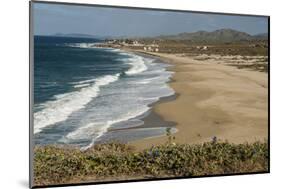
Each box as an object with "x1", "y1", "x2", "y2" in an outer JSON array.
[
  {"x1": 125, "y1": 49, "x2": 268, "y2": 151},
  {"x1": 95, "y1": 52, "x2": 178, "y2": 145},
  {"x1": 33, "y1": 47, "x2": 268, "y2": 151}
]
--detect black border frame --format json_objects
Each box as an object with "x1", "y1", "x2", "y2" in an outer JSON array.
[{"x1": 29, "y1": 1, "x2": 270, "y2": 188}]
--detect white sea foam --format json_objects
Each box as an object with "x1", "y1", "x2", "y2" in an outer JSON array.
[
  {"x1": 73, "y1": 83, "x2": 90, "y2": 88},
  {"x1": 66, "y1": 43, "x2": 98, "y2": 49},
  {"x1": 34, "y1": 73, "x2": 120, "y2": 134},
  {"x1": 65, "y1": 43, "x2": 120, "y2": 52},
  {"x1": 71, "y1": 78, "x2": 96, "y2": 85},
  {"x1": 107, "y1": 48, "x2": 121, "y2": 52},
  {"x1": 40, "y1": 82, "x2": 58, "y2": 88},
  {"x1": 65, "y1": 107, "x2": 149, "y2": 150},
  {"x1": 125, "y1": 55, "x2": 148, "y2": 75},
  {"x1": 60, "y1": 55, "x2": 175, "y2": 149}
]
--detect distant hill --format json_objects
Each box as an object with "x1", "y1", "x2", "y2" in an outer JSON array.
[
  {"x1": 153, "y1": 29, "x2": 268, "y2": 42},
  {"x1": 253, "y1": 33, "x2": 268, "y2": 40}
]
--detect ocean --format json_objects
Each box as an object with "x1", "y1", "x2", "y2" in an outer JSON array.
[{"x1": 34, "y1": 36, "x2": 175, "y2": 149}]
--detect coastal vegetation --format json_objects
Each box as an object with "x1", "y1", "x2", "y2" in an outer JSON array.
[{"x1": 34, "y1": 136, "x2": 268, "y2": 186}]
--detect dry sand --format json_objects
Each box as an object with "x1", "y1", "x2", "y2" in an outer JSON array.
[{"x1": 129, "y1": 51, "x2": 268, "y2": 151}]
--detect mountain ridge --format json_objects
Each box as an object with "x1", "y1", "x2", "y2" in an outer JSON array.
[{"x1": 152, "y1": 28, "x2": 268, "y2": 42}]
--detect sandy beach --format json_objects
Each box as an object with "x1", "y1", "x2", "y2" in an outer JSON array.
[{"x1": 129, "y1": 51, "x2": 268, "y2": 151}]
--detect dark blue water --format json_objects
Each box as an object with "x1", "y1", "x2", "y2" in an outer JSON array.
[
  {"x1": 34, "y1": 36, "x2": 129, "y2": 106},
  {"x1": 34, "y1": 36, "x2": 175, "y2": 149}
]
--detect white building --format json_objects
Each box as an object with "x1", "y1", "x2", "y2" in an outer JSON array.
[{"x1": 151, "y1": 44, "x2": 159, "y2": 48}]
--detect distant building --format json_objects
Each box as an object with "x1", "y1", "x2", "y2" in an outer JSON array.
[
  {"x1": 151, "y1": 44, "x2": 159, "y2": 48},
  {"x1": 143, "y1": 44, "x2": 159, "y2": 52},
  {"x1": 195, "y1": 46, "x2": 208, "y2": 50}
]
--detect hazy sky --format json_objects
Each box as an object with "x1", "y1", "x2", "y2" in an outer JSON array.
[{"x1": 33, "y1": 2, "x2": 268, "y2": 37}]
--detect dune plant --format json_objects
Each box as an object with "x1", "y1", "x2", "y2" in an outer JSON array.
[{"x1": 34, "y1": 140, "x2": 268, "y2": 186}]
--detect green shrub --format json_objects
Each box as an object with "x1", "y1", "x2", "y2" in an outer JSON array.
[{"x1": 34, "y1": 141, "x2": 268, "y2": 186}]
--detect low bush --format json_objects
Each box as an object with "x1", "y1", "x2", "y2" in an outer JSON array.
[{"x1": 34, "y1": 141, "x2": 268, "y2": 186}]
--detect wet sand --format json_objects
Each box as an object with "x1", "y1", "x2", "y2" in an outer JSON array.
[
  {"x1": 129, "y1": 51, "x2": 268, "y2": 151},
  {"x1": 94, "y1": 52, "x2": 178, "y2": 145}
]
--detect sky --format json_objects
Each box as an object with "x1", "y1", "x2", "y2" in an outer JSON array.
[{"x1": 33, "y1": 2, "x2": 268, "y2": 37}]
